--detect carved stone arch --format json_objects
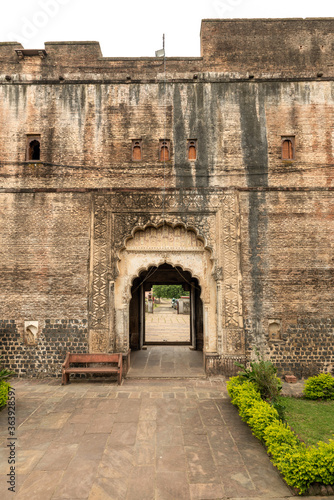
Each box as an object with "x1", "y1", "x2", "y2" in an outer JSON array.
[
  {"x1": 130, "y1": 259, "x2": 203, "y2": 291},
  {"x1": 114, "y1": 223, "x2": 217, "y2": 354},
  {"x1": 118, "y1": 221, "x2": 214, "y2": 260},
  {"x1": 117, "y1": 225, "x2": 213, "y2": 303},
  {"x1": 124, "y1": 256, "x2": 205, "y2": 306}
]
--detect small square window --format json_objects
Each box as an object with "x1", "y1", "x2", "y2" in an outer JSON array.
[
  {"x1": 281, "y1": 136, "x2": 295, "y2": 160},
  {"x1": 26, "y1": 135, "x2": 41, "y2": 161},
  {"x1": 187, "y1": 139, "x2": 197, "y2": 160},
  {"x1": 159, "y1": 139, "x2": 170, "y2": 161},
  {"x1": 132, "y1": 139, "x2": 142, "y2": 161}
]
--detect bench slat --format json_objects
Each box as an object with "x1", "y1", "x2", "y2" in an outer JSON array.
[
  {"x1": 64, "y1": 367, "x2": 119, "y2": 373},
  {"x1": 69, "y1": 354, "x2": 120, "y2": 363}
]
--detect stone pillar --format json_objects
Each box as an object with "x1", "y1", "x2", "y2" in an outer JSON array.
[
  {"x1": 216, "y1": 280, "x2": 223, "y2": 354},
  {"x1": 191, "y1": 284, "x2": 196, "y2": 349}
]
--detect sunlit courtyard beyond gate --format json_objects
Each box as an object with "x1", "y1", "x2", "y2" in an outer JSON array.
[{"x1": 145, "y1": 301, "x2": 190, "y2": 343}]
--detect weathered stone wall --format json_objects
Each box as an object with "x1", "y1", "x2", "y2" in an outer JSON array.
[
  {"x1": 1, "y1": 193, "x2": 90, "y2": 319},
  {"x1": 200, "y1": 19, "x2": 334, "y2": 77},
  {"x1": 240, "y1": 190, "x2": 334, "y2": 375},
  {"x1": 0, "y1": 319, "x2": 88, "y2": 377},
  {"x1": 0, "y1": 80, "x2": 332, "y2": 190},
  {"x1": 0, "y1": 18, "x2": 333, "y2": 377},
  {"x1": 0, "y1": 193, "x2": 90, "y2": 375}
]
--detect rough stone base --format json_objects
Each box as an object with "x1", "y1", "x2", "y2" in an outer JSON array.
[
  {"x1": 0, "y1": 319, "x2": 88, "y2": 377},
  {"x1": 205, "y1": 353, "x2": 246, "y2": 377}
]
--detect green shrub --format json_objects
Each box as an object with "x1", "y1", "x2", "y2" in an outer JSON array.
[
  {"x1": 0, "y1": 357, "x2": 15, "y2": 410},
  {"x1": 248, "y1": 400, "x2": 279, "y2": 440},
  {"x1": 303, "y1": 373, "x2": 334, "y2": 400},
  {"x1": 0, "y1": 356, "x2": 15, "y2": 382},
  {"x1": 227, "y1": 377, "x2": 262, "y2": 422},
  {"x1": 264, "y1": 420, "x2": 302, "y2": 457},
  {"x1": 235, "y1": 350, "x2": 282, "y2": 406},
  {"x1": 0, "y1": 381, "x2": 10, "y2": 408},
  {"x1": 270, "y1": 440, "x2": 334, "y2": 494},
  {"x1": 227, "y1": 376, "x2": 334, "y2": 495}
]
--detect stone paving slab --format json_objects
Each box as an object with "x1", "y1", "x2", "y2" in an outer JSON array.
[
  {"x1": 128, "y1": 346, "x2": 205, "y2": 378},
  {"x1": 0, "y1": 377, "x2": 333, "y2": 499}
]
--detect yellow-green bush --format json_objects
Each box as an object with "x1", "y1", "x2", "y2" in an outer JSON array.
[
  {"x1": 0, "y1": 380, "x2": 10, "y2": 408},
  {"x1": 264, "y1": 420, "x2": 302, "y2": 455},
  {"x1": 227, "y1": 376, "x2": 334, "y2": 494},
  {"x1": 227, "y1": 377, "x2": 262, "y2": 422},
  {"x1": 271, "y1": 440, "x2": 334, "y2": 493},
  {"x1": 303, "y1": 373, "x2": 334, "y2": 400},
  {"x1": 248, "y1": 400, "x2": 279, "y2": 440}
]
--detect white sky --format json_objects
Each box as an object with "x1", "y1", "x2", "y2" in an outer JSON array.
[{"x1": 1, "y1": 0, "x2": 333, "y2": 57}]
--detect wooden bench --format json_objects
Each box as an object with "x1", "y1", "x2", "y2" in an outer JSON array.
[{"x1": 61, "y1": 352, "x2": 123, "y2": 385}]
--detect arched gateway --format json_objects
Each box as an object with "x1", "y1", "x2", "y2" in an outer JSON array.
[
  {"x1": 115, "y1": 224, "x2": 215, "y2": 358},
  {"x1": 89, "y1": 194, "x2": 246, "y2": 376}
]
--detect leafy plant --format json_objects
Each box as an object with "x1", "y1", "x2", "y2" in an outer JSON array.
[
  {"x1": 0, "y1": 358, "x2": 15, "y2": 409},
  {"x1": 303, "y1": 373, "x2": 334, "y2": 400},
  {"x1": 264, "y1": 420, "x2": 302, "y2": 456},
  {"x1": 0, "y1": 381, "x2": 10, "y2": 408},
  {"x1": 248, "y1": 400, "x2": 280, "y2": 440},
  {"x1": 235, "y1": 349, "x2": 283, "y2": 417},
  {"x1": 0, "y1": 367, "x2": 15, "y2": 382},
  {"x1": 227, "y1": 377, "x2": 262, "y2": 422},
  {"x1": 0, "y1": 357, "x2": 15, "y2": 382}
]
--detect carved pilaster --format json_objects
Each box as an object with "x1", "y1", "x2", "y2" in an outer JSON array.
[
  {"x1": 221, "y1": 191, "x2": 244, "y2": 355},
  {"x1": 216, "y1": 280, "x2": 223, "y2": 354},
  {"x1": 89, "y1": 195, "x2": 110, "y2": 352}
]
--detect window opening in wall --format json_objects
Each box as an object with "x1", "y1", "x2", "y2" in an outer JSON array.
[
  {"x1": 281, "y1": 137, "x2": 294, "y2": 160},
  {"x1": 26, "y1": 136, "x2": 41, "y2": 161},
  {"x1": 132, "y1": 139, "x2": 142, "y2": 161},
  {"x1": 188, "y1": 139, "x2": 197, "y2": 160},
  {"x1": 159, "y1": 139, "x2": 170, "y2": 161}
]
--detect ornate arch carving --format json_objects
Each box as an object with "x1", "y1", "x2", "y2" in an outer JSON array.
[
  {"x1": 119, "y1": 221, "x2": 211, "y2": 254},
  {"x1": 116, "y1": 224, "x2": 213, "y2": 305},
  {"x1": 89, "y1": 192, "x2": 244, "y2": 361}
]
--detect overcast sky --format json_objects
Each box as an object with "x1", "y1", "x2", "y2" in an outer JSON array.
[{"x1": 1, "y1": 0, "x2": 333, "y2": 57}]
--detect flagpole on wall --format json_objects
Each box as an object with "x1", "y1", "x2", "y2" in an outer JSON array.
[{"x1": 155, "y1": 35, "x2": 166, "y2": 229}]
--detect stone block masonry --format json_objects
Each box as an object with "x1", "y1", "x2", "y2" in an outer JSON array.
[
  {"x1": 0, "y1": 18, "x2": 333, "y2": 377},
  {"x1": 0, "y1": 320, "x2": 88, "y2": 376}
]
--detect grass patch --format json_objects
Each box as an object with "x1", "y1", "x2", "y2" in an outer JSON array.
[{"x1": 281, "y1": 396, "x2": 334, "y2": 446}]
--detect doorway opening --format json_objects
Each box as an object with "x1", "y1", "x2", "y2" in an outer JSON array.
[{"x1": 129, "y1": 263, "x2": 203, "y2": 352}]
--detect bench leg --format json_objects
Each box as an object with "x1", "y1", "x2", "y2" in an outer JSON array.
[{"x1": 62, "y1": 372, "x2": 70, "y2": 385}]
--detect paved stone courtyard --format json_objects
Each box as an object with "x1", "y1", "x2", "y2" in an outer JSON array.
[{"x1": 2, "y1": 374, "x2": 331, "y2": 500}]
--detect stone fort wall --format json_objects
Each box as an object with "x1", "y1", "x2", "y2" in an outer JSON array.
[{"x1": 0, "y1": 18, "x2": 333, "y2": 377}]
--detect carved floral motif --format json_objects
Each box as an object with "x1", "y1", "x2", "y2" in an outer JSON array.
[
  {"x1": 222, "y1": 194, "x2": 241, "y2": 329},
  {"x1": 90, "y1": 197, "x2": 108, "y2": 332}
]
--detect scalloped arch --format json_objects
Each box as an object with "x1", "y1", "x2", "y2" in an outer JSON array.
[
  {"x1": 116, "y1": 224, "x2": 214, "y2": 305},
  {"x1": 130, "y1": 259, "x2": 203, "y2": 291},
  {"x1": 118, "y1": 221, "x2": 213, "y2": 256}
]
